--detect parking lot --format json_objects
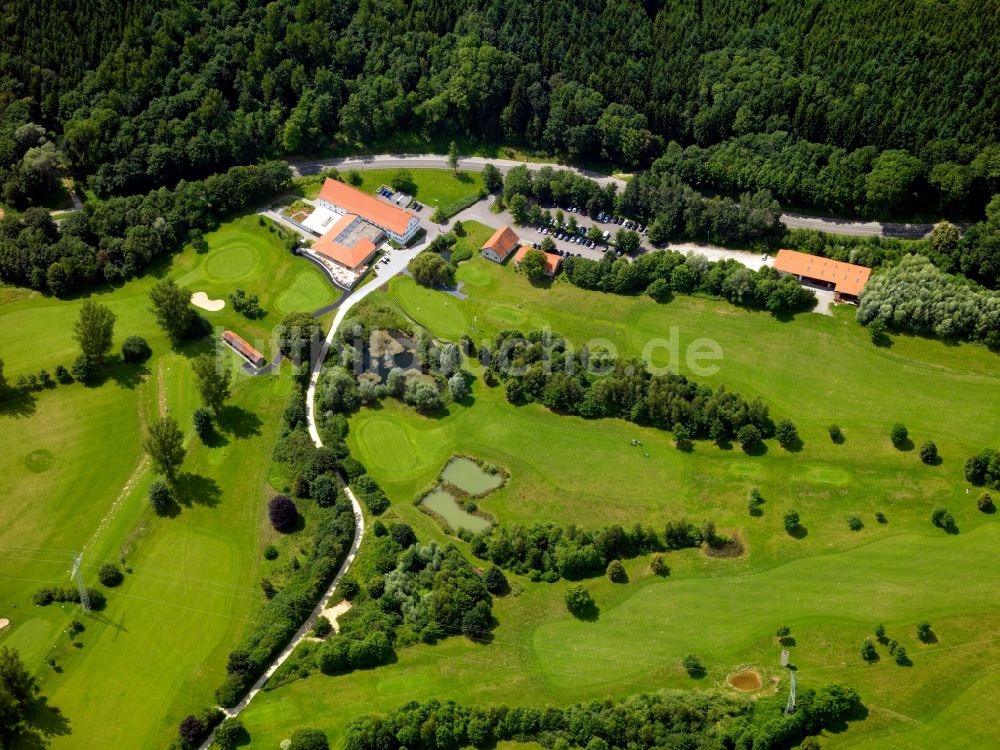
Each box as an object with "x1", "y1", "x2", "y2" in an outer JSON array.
[{"x1": 507, "y1": 206, "x2": 647, "y2": 262}]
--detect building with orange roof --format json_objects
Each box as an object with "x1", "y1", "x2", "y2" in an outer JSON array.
[
  {"x1": 512, "y1": 246, "x2": 562, "y2": 276},
  {"x1": 774, "y1": 249, "x2": 872, "y2": 302},
  {"x1": 222, "y1": 330, "x2": 265, "y2": 368},
  {"x1": 311, "y1": 213, "x2": 381, "y2": 271},
  {"x1": 317, "y1": 178, "x2": 420, "y2": 244},
  {"x1": 481, "y1": 225, "x2": 520, "y2": 263}
]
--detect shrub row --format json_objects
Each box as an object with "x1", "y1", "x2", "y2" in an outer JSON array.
[
  {"x1": 483, "y1": 329, "x2": 773, "y2": 444},
  {"x1": 342, "y1": 682, "x2": 860, "y2": 750}
]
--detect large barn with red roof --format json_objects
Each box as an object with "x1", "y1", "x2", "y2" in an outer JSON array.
[{"x1": 317, "y1": 178, "x2": 420, "y2": 245}]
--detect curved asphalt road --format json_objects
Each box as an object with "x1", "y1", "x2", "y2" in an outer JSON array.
[
  {"x1": 201, "y1": 219, "x2": 436, "y2": 748},
  {"x1": 291, "y1": 153, "x2": 938, "y2": 239}
]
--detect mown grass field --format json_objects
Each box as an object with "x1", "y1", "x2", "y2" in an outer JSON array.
[
  {"x1": 0, "y1": 215, "x2": 329, "y2": 747},
  {"x1": 239, "y1": 255, "x2": 1000, "y2": 748},
  {"x1": 296, "y1": 168, "x2": 485, "y2": 214}
]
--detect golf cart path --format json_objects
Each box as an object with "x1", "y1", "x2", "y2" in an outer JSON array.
[
  {"x1": 291, "y1": 153, "x2": 939, "y2": 239},
  {"x1": 200, "y1": 219, "x2": 437, "y2": 747}
]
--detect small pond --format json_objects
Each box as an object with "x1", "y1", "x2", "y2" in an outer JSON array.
[
  {"x1": 420, "y1": 489, "x2": 491, "y2": 533},
  {"x1": 441, "y1": 457, "x2": 504, "y2": 495}
]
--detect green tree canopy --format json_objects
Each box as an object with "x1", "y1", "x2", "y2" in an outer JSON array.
[
  {"x1": 144, "y1": 416, "x2": 186, "y2": 482},
  {"x1": 73, "y1": 300, "x2": 116, "y2": 364}
]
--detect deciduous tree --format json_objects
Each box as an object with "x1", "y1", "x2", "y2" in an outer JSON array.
[
  {"x1": 144, "y1": 416, "x2": 186, "y2": 482},
  {"x1": 73, "y1": 300, "x2": 116, "y2": 364}
]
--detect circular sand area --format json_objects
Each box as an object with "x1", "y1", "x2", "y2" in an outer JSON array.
[
  {"x1": 191, "y1": 291, "x2": 225, "y2": 311},
  {"x1": 0, "y1": 618, "x2": 9, "y2": 631},
  {"x1": 728, "y1": 670, "x2": 762, "y2": 691}
]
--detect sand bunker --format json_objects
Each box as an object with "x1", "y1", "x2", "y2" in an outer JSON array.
[
  {"x1": 319, "y1": 600, "x2": 352, "y2": 633},
  {"x1": 0, "y1": 618, "x2": 9, "y2": 631},
  {"x1": 191, "y1": 291, "x2": 225, "y2": 311},
  {"x1": 728, "y1": 670, "x2": 763, "y2": 691}
]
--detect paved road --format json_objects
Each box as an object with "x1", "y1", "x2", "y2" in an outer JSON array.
[
  {"x1": 200, "y1": 218, "x2": 437, "y2": 748},
  {"x1": 292, "y1": 153, "x2": 938, "y2": 239}
]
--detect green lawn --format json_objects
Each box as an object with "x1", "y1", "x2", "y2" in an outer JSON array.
[
  {"x1": 0, "y1": 214, "x2": 333, "y2": 748},
  {"x1": 295, "y1": 168, "x2": 484, "y2": 214},
  {"x1": 238, "y1": 256, "x2": 1000, "y2": 747}
]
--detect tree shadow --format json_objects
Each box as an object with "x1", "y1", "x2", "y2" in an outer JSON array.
[
  {"x1": 893, "y1": 438, "x2": 914, "y2": 452},
  {"x1": 20, "y1": 696, "x2": 72, "y2": 749},
  {"x1": 923, "y1": 454, "x2": 943, "y2": 467},
  {"x1": 685, "y1": 664, "x2": 708, "y2": 679},
  {"x1": 454, "y1": 171, "x2": 473, "y2": 184},
  {"x1": 104, "y1": 359, "x2": 150, "y2": 390},
  {"x1": 743, "y1": 441, "x2": 768, "y2": 457},
  {"x1": 919, "y1": 630, "x2": 939, "y2": 644},
  {"x1": 202, "y1": 427, "x2": 231, "y2": 449},
  {"x1": 176, "y1": 331, "x2": 216, "y2": 358},
  {"x1": 571, "y1": 602, "x2": 600, "y2": 621},
  {"x1": 872, "y1": 334, "x2": 894, "y2": 348},
  {"x1": 779, "y1": 635, "x2": 797, "y2": 647},
  {"x1": 0, "y1": 389, "x2": 39, "y2": 418},
  {"x1": 788, "y1": 525, "x2": 809, "y2": 539},
  {"x1": 825, "y1": 701, "x2": 870, "y2": 734},
  {"x1": 173, "y1": 472, "x2": 222, "y2": 507},
  {"x1": 782, "y1": 437, "x2": 804, "y2": 453},
  {"x1": 218, "y1": 405, "x2": 263, "y2": 438}
]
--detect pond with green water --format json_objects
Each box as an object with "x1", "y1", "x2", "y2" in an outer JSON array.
[
  {"x1": 440, "y1": 456, "x2": 504, "y2": 495},
  {"x1": 420, "y1": 489, "x2": 491, "y2": 533}
]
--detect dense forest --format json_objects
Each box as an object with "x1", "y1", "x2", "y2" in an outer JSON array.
[{"x1": 1, "y1": 0, "x2": 998, "y2": 218}]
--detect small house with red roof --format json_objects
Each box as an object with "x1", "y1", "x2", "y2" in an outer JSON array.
[{"x1": 481, "y1": 225, "x2": 520, "y2": 264}]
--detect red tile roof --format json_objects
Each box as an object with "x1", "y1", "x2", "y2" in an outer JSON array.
[
  {"x1": 314, "y1": 236, "x2": 377, "y2": 270},
  {"x1": 774, "y1": 249, "x2": 872, "y2": 297},
  {"x1": 318, "y1": 178, "x2": 413, "y2": 235},
  {"x1": 482, "y1": 225, "x2": 520, "y2": 260},
  {"x1": 223, "y1": 330, "x2": 264, "y2": 365},
  {"x1": 512, "y1": 246, "x2": 562, "y2": 275}
]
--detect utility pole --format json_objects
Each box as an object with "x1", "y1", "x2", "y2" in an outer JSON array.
[
  {"x1": 71, "y1": 553, "x2": 91, "y2": 611},
  {"x1": 784, "y1": 669, "x2": 796, "y2": 715}
]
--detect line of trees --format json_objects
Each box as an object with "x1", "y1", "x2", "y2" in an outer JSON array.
[
  {"x1": 0, "y1": 161, "x2": 290, "y2": 295},
  {"x1": 482, "y1": 329, "x2": 774, "y2": 444},
  {"x1": 562, "y1": 249, "x2": 816, "y2": 314},
  {"x1": 342, "y1": 682, "x2": 861, "y2": 750},
  {"x1": 468, "y1": 521, "x2": 710, "y2": 582}
]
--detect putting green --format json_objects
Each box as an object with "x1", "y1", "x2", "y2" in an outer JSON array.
[
  {"x1": 458, "y1": 262, "x2": 492, "y2": 287},
  {"x1": 276, "y1": 270, "x2": 332, "y2": 314},
  {"x1": 204, "y1": 244, "x2": 258, "y2": 280},
  {"x1": 1, "y1": 618, "x2": 52, "y2": 661},
  {"x1": 355, "y1": 418, "x2": 420, "y2": 473},
  {"x1": 392, "y1": 277, "x2": 468, "y2": 340}
]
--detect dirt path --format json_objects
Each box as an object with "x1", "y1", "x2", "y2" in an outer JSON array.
[{"x1": 82, "y1": 362, "x2": 164, "y2": 556}]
